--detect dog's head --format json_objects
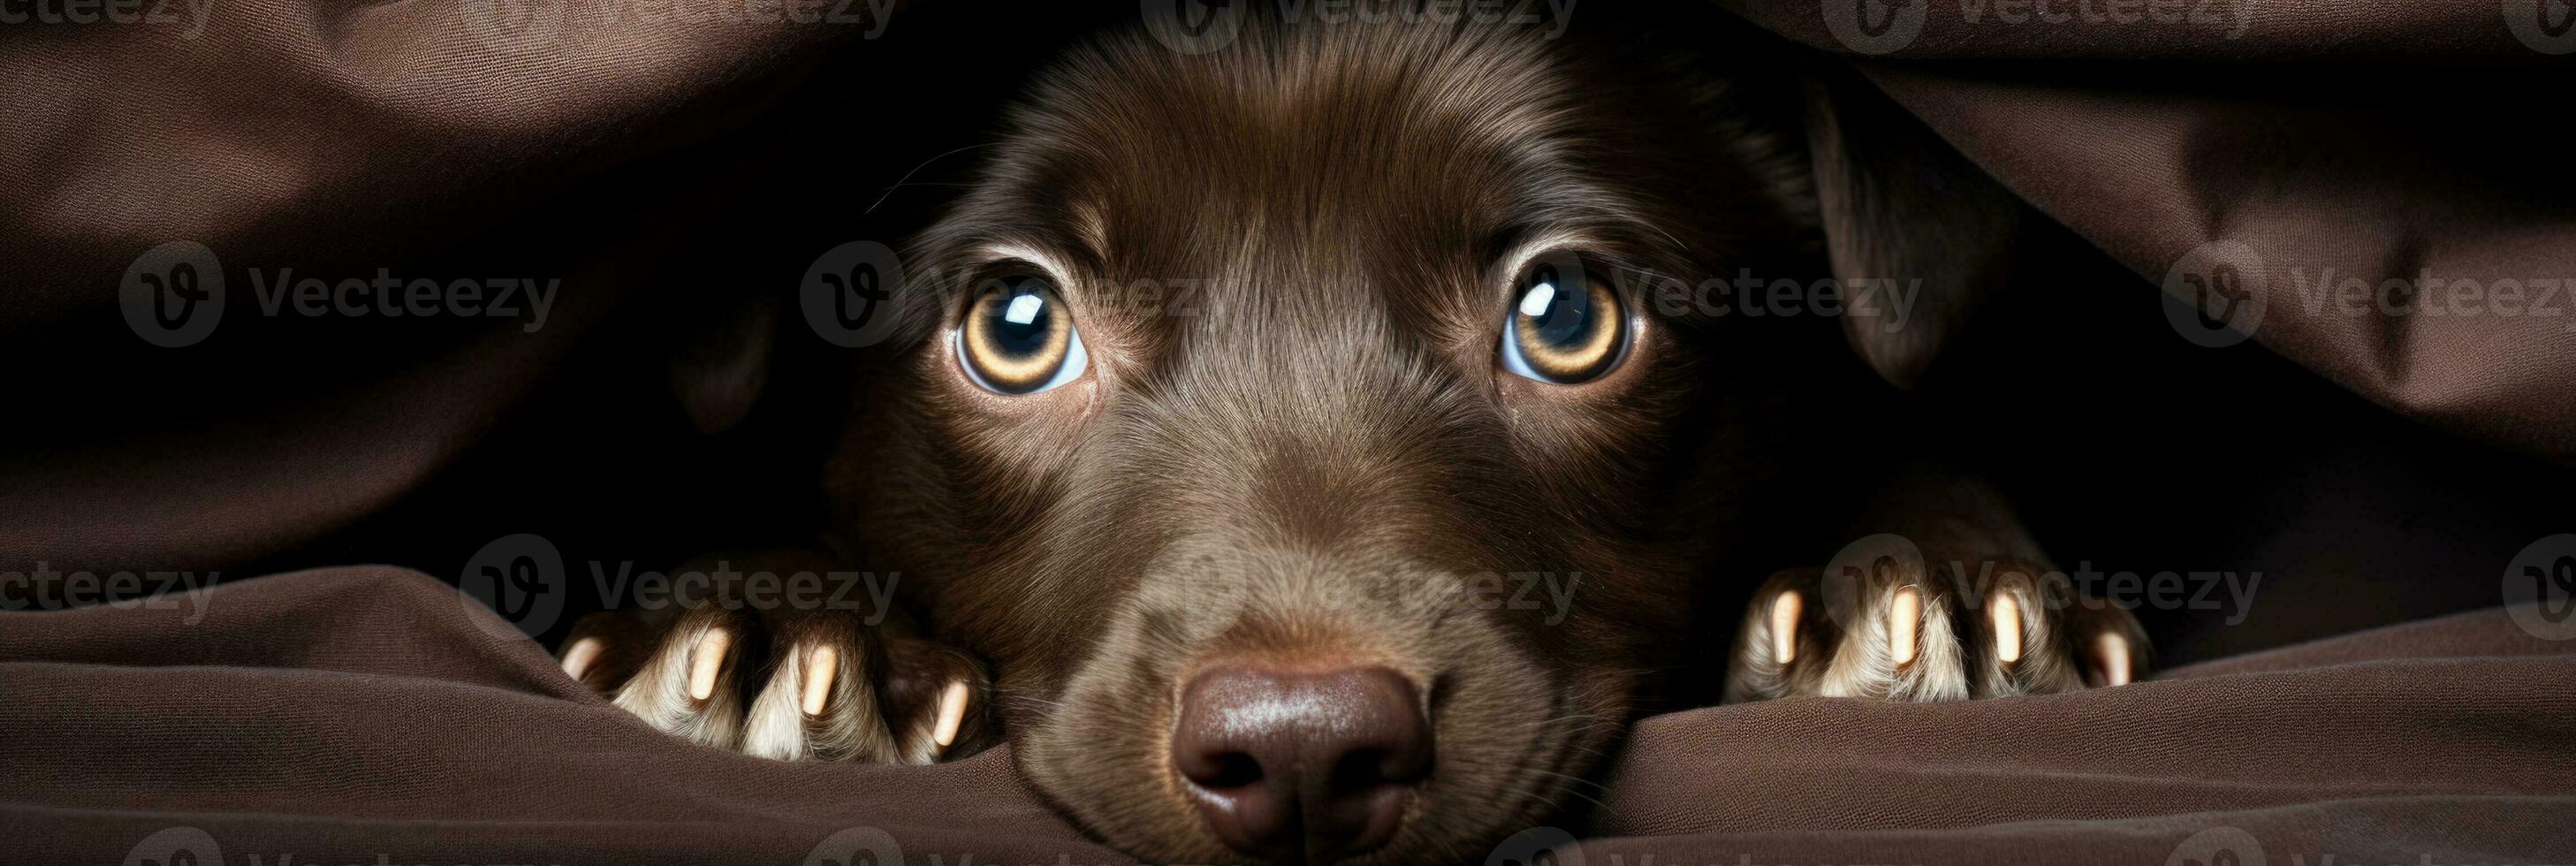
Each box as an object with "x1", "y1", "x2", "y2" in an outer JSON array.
[{"x1": 792, "y1": 8, "x2": 2033, "y2": 864}]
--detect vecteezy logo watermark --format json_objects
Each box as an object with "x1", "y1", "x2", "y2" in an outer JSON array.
[
  {"x1": 2504, "y1": 0, "x2": 2576, "y2": 54},
  {"x1": 123, "y1": 826, "x2": 223, "y2": 866},
  {"x1": 1821, "y1": 0, "x2": 1927, "y2": 55},
  {"x1": 1812, "y1": 535, "x2": 2262, "y2": 625},
  {"x1": 1825, "y1": 0, "x2": 2256, "y2": 55},
  {"x1": 459, "y1": 0, "x2": 891, "y2": 50},
  {"x1": 456, "y1": 0, "x2": 569, "y2": 48},
  {"x1": 1816, "y1": 532, "x2": 1929, "y2": 629},
  {"x1": 0, "y1": 0, "x2": 213, "y2": 39},
  {"x1": 2167, "y1": 825, "x2": 2266, "y2": 866},
  {"x1": 118, "y1": 241, "x2": 561, "y2": 347},
  {"x1": 1485, "y1": 825, "x2": 1583, "y2": 866},
  {"x1": 1144, "y1": 0, "x2": 1575, "y2": 54},
  {"x1": 2504, "y1": 533, "x2": 2576, "y2": 641},
  {"x1": 457, "y1": 534, "x2": 906, "y2": 637},
  {"x1": 587, "y1": 560, "x2": 902, "y2": 623},
  {"x1": 2162, "y1": 239, "x2": 2268, "y2": 348},
  {"x1": 802, "y1": 825, "x2": 904, "y2": 866},
  {"x1": 122, "y1": 826, "x2": 564, "y2": 866},
  {"x1": 1141, "y1": 0, "x2": 1248, "y2": 54},
  {"x1": 802, "y1": 240, "x2": 906, "y2": 348},
  {"x1": 1629, "y1": 267, "x2": 1923, "y2": 332},
  {"x1": 1959, "y1": 0, "x2": 2253, "y2": 37},
  {"x1": 1983, "y1": 559, "x2": 2261, "y2": 623},
  {"x1": 1151, "y1": 554, "x2": 1587, "y2": 627},
  {"x1": 459, "y1": 533, "x2": 566, "y2": 640},
  {"x1": 1450, "y1": 571, "x2": 1583, "y2": 627},
  {"x1": 1, "y1": 563, "x2": 217, "y2": 624},
  {"x1": 2276, "y1": 267, "x2": 2576, "y2": 331},
  {"x1": 122, "y1": 240, "x2": 226, "y2": 348}
]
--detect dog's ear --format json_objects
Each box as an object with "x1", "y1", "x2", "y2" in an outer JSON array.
[
  {"x1": 665, "y1": 291, "x2": 778, "y2": 435},
  {"x1": 1799, "y1": 63, "x2": 2041, "y2": 389}
]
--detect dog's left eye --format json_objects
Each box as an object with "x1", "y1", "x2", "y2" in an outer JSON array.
[
  {"x1": 1500, "y1": 258, "x2": 1625, "y2": 384},
  {"x1": 956, "y1": 275, "x2": 1089, "y2": 394}
]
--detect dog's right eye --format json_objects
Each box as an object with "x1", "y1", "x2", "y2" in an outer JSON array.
[
  {"x1": 1500, "y1": 256, "x2": 1626, "y2": 384},
  {"x1": 956, "y1": 275, "x2": 1088, "y2": 394}
]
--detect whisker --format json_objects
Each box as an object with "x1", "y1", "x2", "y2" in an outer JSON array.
[{"x1": 865, "y1": 141, "x2": 1006, "y2": 216}]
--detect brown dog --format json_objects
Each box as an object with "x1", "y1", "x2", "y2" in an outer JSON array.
[{"x1": 559, "y1": 7, "x2": 2147, "y2": 864}]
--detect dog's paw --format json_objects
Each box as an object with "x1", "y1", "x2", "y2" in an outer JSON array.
[
  {"x1": 554, "y1": 603, "x2": 992, "y2": 763},
  {"x1": 1722, "y1": 556, "x2": 2147, "y2": 703}
]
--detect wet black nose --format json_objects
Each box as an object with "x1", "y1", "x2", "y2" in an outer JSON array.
[{"x1": 1171, "y1": 665, "x2": 1432, "y2": 863}]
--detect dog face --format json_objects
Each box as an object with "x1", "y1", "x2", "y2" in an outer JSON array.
[{"x1": 827, "y1": 13, "x2": 1816, "y2": 864}]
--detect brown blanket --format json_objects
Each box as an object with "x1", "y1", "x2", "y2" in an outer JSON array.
[{"x1": 5, "y1": 568, "x2": 2571, "y2": 863}]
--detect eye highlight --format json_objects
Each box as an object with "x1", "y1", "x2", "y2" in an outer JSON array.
[
  {"x1": 956, "y1": 274, "x2": 1088, "y2": 394},
  {"x1": 1500, "y1": 256, "x2": 1625, "y2": 384}
]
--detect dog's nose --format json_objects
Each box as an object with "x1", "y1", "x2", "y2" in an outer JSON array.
[{"x1": 1171, "y1": 665, "x2": 1432, "y2": 862}]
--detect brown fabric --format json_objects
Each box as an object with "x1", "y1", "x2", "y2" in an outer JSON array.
[
  {"x1": 0, "y1": 0, "x2": 900, "y2": 575},
  {"x1": 1727, "y1": 0, "x2": 2576, "y2": 463},
  {"x1": 4, "y1": 568, "x2": 2571, "y2": 863},
  {"x1": 0, "y1": 568, "x2": 1116, "y2": 866}
]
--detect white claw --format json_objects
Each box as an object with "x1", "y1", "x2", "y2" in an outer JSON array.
[
  {"x1": 931, "y1": 680, "x2": 971, "y2": 750},
  {"x1": 560, "y1": 637, "x2": 602, "y2": 681},
  {"x1": 2093, "y1": 632, "x2": 2132, "y2": 687},
  {"x1": 688, "y1": 627, "x2": 733, "y2": 703},
  {"x1": 1990, "y1": 594, "x2": 2023, "y2": 665},
  {"x1": 1888, "y1": 587, "x2": 1921, "y2": 666},
  {"x1": 802, "y1": 645, "x2": 839, "y2": 717},
  {"x1": 1769, "y1": 592, "x2": 1803, "y2": 665}
]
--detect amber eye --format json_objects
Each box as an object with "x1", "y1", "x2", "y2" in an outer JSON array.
[
  {"x1": 1500, "y1": 257, "x2": 1625, "y2": 384},
  {"x1": 956, "y1": 275, "x2": 1088, "y2": 394}
]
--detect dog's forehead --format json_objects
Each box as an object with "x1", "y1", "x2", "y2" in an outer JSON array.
[{"x1": 968, "y1": 22, "x2": 1626, "y2": 334}]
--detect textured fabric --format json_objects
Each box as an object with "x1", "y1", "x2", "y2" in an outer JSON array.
[
  {"x1": 0, "y1": 568, "x2": 1114, "y2": 866},
  {"x1": 4, "y1": 568, "x2": 2571, "y2": 863},
  {"x1": 0, "y1": 0, "x2": 900, "y2": 576},
  {"x1": 1727, "y1": 0, "x2": 2576, "y2": 462}
]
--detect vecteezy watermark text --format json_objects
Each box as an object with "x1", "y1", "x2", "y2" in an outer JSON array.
[
  {"x1": 0, "y1": 563, "x2": 216, "y2": 624},
  {"x1": 2162, "y1": 239, "x2": 2576, "y2": 348},
  {"x1": 1824, "y1": 0, "x2": 2254, "y2": 55},
  {"x1": 585, "y1": 560, "x2": 900, "y2": 623},
  {"x1": 1630, "y1": 267, "x2": 1922, "y2": 332},
  {"x1": 120, "y1": 240, "x2": 559, "y2": 347},
  {"x1": 0, "y1": 0, "x2": 211, "y2": 39},
  {"x1": 460, "y1": 0, "x2": 892, "y2": 51},
  {"x1": 242, "y1": 268, "x2": 559, "y2": 331},
  {"x1": 456, "y1": 533, "x2": 903, "y2": 640},
  {"x1": 1949, "y1": 558, "x2": 2262, "y2": 624},
  {"x1": 1819, "y1": 534, "x2": 2261, "y2": 626},
  {"x1": 1143, "y1": 0, "x2": 1576, "y2": 55},
  {"x1": 123, "y1": 825, "x2": 565, "y2": 866}
]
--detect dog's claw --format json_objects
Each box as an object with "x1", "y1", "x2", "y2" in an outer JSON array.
[
  {"x1": 932, "y1": 679, "x2": 971, "y2": 750},
  {"x1": 1729, "y1": 559, "x2": 2146, "y2": 703},
  {"x1": 1888, "y1": 586, "x2": 1920, "y2": 666},
  {"x1": 688, "y1": 627, "x2": 733, "y2": 703},
  {"x1": 560, "y1": 637, "x2": 602, "y2": 681},
  {"x1": 2093, "y1": 632, "x2": 2132, "y2": 687},
  {"x1": 802, "y1": 645, "x2": 840, "y2": 716},
  {"x1": 1988, "y1": 593, "x2": 2022, "y2": 665},
  {"x1": 560, "y1": 605, "x2": 990, "y2": 764},
  {"x1": 1768, "y1": 591, "x2": 1802, "y2": 665}
]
